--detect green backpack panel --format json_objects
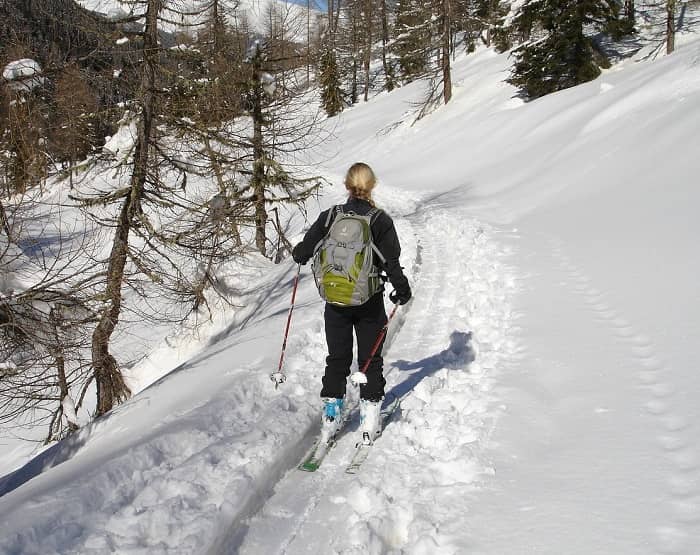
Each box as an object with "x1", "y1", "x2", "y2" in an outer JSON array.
[{"x1": 312, "y1": 206, "x2": 386, "y2": 306}]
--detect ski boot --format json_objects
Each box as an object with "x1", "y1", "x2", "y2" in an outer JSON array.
[
  {"x1": 321, "y1": 397, "x2": 344, "y2": 442},
  {"x1": 359, "y1": 398, "x2": 382, "y2": 445}
]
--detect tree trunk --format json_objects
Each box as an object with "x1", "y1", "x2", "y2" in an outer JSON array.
[
  {"x1": 91, "y1": 193, "x2": 133, "y2": 416},
  {"x1": 667, "y1": 0, "x2": 676, "y2": 54},
  {"x1": 351, "y1": 10, "x2": 359, "y2": 104},
  {"x1": 307, "y1": 0, "x2": 311, "y2": 84},
  {"x1": 211, "y1": 0, "x2": 221, "y2": 54},
  {"x1": 91, "y1": 0, "x2": 161, "y2": 416},
  {"x1": 624, "y1": 0, "x2": 635, "y2": 24},
  {"x1": 251, "y1": 53, "x2": 268, "y2": 256},
  {"x1": 352, "y1": 57, "x2": 359, "y2": 104},
  {"x1": 0, "y1": 200, "x2": 11, "y2": 238},
  {"x1": 363, "y1": 0, "x2": 373, "y2": 102},
  {"x1": 50, "y1": 306, "x2": 78, "y2": 437},
  {"x1": 442, "y1": 0, "x2": 452, "y2": 104},
  {"x1": 327, "y1": 0, "x2": 336, "y2": 40},
  {"x1": 483, "y1": 0, "x2": 492, "y2": 47},
  {"x1": 204, "y1": 137, "x2": 241, "y2": 246},
  {"x1": 380, "y1": 0, "x2": 394, "y2": 92}
]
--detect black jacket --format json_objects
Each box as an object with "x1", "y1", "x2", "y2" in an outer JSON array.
[{"x1": 292, "y1": 197, "x2": 411, "y2": 297}]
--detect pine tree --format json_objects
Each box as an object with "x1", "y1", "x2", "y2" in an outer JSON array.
[
  {"x1": 319, "y1": 42, "x2": 344, "y2": 116},
  {"x1": 508, "y1": 0, "x2": 618, "y2": 100},
  {"x1": 471, "y1": 0, "x2": 510, "y2": 48},
  {"x1": 393, "y1": 0, "x2": 432, "y2": 83}
]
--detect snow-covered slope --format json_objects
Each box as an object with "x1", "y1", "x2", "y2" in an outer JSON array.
[{"x1": 1, "y1": 31, "x2": 700, "y2": 555}]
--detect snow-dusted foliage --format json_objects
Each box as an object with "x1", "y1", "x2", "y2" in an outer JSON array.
[{"x1": 2, "y1": 59, "x2": 45, "y2": 93}]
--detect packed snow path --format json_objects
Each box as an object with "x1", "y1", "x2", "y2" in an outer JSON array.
[{"x1": 231, "y1": 204, "x2": 518, "y2": 554}]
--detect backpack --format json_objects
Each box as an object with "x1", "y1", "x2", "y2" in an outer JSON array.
[{"x1": 312, "y1": 205, "x2": 386, "y2": 306}]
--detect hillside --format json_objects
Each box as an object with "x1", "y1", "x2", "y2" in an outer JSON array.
[
  {"x1": 1, "y1": 17, "x2": 700, "y2": 555},
  {"x1": 0, "y1": 0, "x2": 112, "y2": 64}
]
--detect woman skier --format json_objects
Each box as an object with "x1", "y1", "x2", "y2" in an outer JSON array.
[{"x1": 292, "y1": 162, "x2": 412, "y2": 444}]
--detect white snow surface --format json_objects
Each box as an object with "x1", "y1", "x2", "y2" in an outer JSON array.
[{"x1": 2, "y1": 35, "x2": 700, "y2": 555}]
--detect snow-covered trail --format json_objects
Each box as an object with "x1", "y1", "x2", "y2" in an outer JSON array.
[{"x1": 233, "y1": 202, "x2": 518, "y2": 554}]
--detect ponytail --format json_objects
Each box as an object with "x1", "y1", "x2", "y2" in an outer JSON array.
[{"x1": 344, "y1": 162, "x2": 377, "y2": 207}]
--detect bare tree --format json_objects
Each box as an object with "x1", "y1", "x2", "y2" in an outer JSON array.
[
  {"x1": 85, "y1": 0, "x2": 168, "y2": 416},
  {"x1": 667, "y1": 0, "x2": 676, "y2": 53},
  {"x1": 1, "y1": 0, "x2": 325, "y2": 430},
  {"x1": 1, "y1": 191, "x2": 96, "y2": 442},
  {"x1": 363, "y1": 0, "x2": 374, "y2": 102},
  {"x1": 242, "y1": 38, "x2": 324, "y2": 257},
  {"x1": 379, "y1": 0, "x2": 395, "y2": 91},
  {"x1": 442, "y1": 0, "x2": 453, "y2": 104}
]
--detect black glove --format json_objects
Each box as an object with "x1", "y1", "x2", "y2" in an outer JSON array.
[
  {"x1": 292, "y1": 243, "x2": 309, "y2": 265},
  {"x1": 389, "y1": 287, "x2": 411, "y2": 305}
]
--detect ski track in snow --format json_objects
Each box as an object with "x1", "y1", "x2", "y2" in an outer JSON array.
[
  {"x1": 234, "y1": 203, "x2": 518, "y2": 554},
  {"x1": 547, "y1": 238, "x2": 700, "y2": 554}
]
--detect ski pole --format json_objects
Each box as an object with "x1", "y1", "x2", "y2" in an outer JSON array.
[
  {"x1": 271, "y1": 263, "x2": 301, "y2": 389},
  {"x1": 350, "y1": 304, "x2": 399, "y2": 387}
]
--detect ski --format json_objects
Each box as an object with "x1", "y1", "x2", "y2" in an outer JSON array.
[
  {"x1": 298, "y1": 435, "x2": 337, "y2": 472},
  {"x1": 298, "y1": 401, "x2": 355, "y2": 472},
  {"x1": 345, "y1": 394, "x2": 400, "y2": 474}
]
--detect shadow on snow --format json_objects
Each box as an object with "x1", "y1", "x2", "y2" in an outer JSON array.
[{"x1": 386, "y1": 330, "x2": 476, "y2": 404}]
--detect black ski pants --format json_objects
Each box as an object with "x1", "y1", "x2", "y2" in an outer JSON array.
[{"x1": 321, "y1": 293, "x2": 387, "y2": 401}]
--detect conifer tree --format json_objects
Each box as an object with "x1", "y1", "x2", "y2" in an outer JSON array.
[
  {"x1": 471, "y1": 0, "x2": 510, "y2": 48},
  {"x1": 508, "y1": 0, "x2": 618, "y2": 99},
  {"x1": 393, "y1": 0, "x2": 432, "y2": 83},
  {"x1": 319, "y1": 41, "x2": 344, "y2": 116}
]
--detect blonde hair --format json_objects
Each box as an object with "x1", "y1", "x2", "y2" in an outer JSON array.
[{"x1": 344, "y1": 162, "x2": 377, "y2": 206}]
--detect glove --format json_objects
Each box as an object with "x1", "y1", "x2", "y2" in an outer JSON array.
[
  {"x1": 389, "y1": 287, "x2": 411, "y2": 305},
  {"x1": 292, "y1": 243, "x2": 309, "y2": 265}
]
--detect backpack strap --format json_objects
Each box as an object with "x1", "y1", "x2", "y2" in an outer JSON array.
[
  {"x1": 371, "y1": 242, "x2": 387, "y2": 265},
  {"x1": 324, "y1": 204, "x2": 343, "y2": 229},
  {"x1": 313, "y1": 205, "x2": 342, "y2": 255},
  {"x1": 366, "y1": 208, "x2": 387, "y2": 265}
]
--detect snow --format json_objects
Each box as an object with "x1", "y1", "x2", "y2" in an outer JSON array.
[
  {"x1": 102, "y1": 120, "x2": 137, "y2": 161},
  {"x1": 2, "y1": 59, "x2": 45, "y2": 92},
  {"x1": 2, "y1": 22, "x2": 700, "y2": 555}
]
